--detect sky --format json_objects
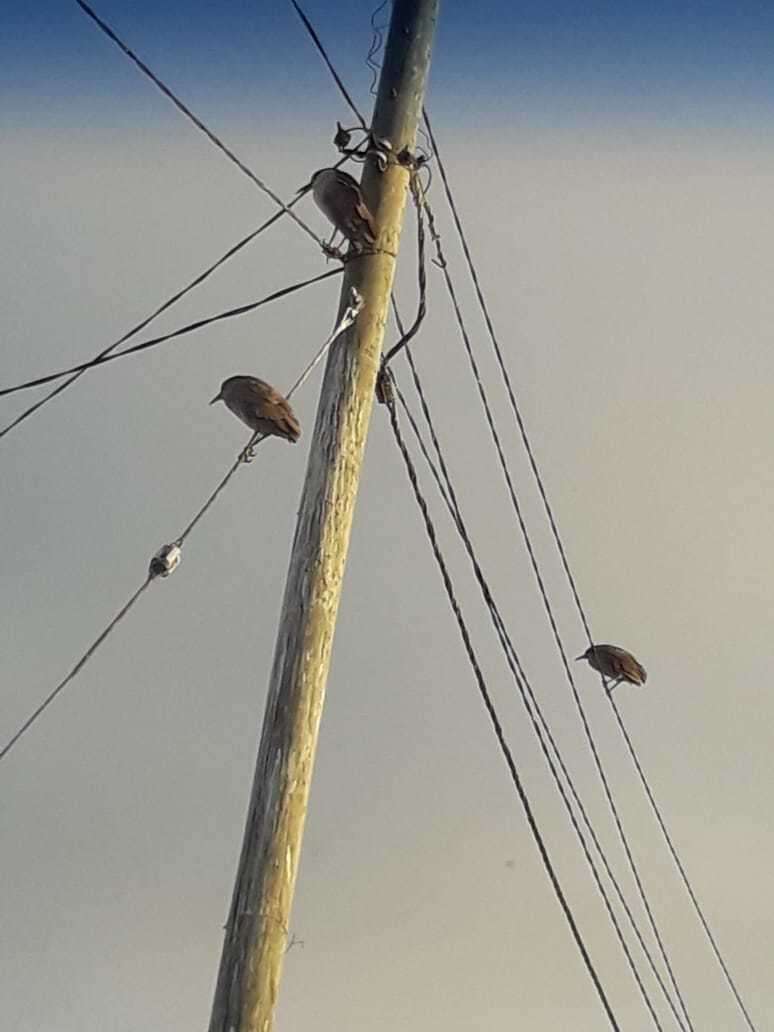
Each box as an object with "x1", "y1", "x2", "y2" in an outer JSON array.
[{"x1": 2, "y1": 2, "x2": 773, "y2": 1030}]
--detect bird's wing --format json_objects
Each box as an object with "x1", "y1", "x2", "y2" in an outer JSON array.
[
  {"x1": 353, "y1": 198, "x2": 377, "y2": 242},
  {"x1": 260, "y1": 389, "x2": 301, "y2": 441},
  {"x1": 618, "y1": 651, "x2": 646, "y2": 684},
  {"x1": 336, "y1": 169, "x2": 362, "y2": 190}
]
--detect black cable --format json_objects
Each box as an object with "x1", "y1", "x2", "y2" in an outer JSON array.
[
  {"x1": 418, "y1": 182, "x2": 694, "y2": 1031},
  {"x1": 382, "y1": 179, "x2": 427, "y2": 368},
  {"x1": 423, "y1": 108, "x2": 757, "y2": 1031},
  {"x1": 385, "y1": 391, "x2": 621, "y2": 1032},
  {"x1": 0, "y1": 209, "x2": 307, "y2": 440},
  {"x1": 1, "y1": 298, "x2": 363, "y2": 763},
  {"x1": 0, "y1": 575, "x2": 153, "y2": 763},
  {"x1": 289, "y1": 0, "x2": 366, "y2": 130},
  {"x1": 75, "y1": 0, "x2": 324, "y2": 248},
  {"x1": 365, "y1": 0, "x2": 389, "y2": 97},
  {"x1": 610, "y1": 696, "x2": 759, "y2": 1032},
  {"x1": 0, "y1": 268, "x2": 342, "y2": 398},
  {"x1": 390, "y1": 344, "x2": 685, "y2": 1032}
]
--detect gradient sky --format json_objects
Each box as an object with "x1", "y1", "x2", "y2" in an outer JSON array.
[{"x1": 3, "y1": 2, "x2": 773, "y2": 1030}]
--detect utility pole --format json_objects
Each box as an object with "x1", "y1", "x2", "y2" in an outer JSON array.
[{"x1": 208, "y1": 3, "x2": 439, "y2": 1030}]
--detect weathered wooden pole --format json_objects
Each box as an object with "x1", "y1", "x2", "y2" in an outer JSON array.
[{"x1": 208, "y1": 3, "x2": 439, "y2": 1029}]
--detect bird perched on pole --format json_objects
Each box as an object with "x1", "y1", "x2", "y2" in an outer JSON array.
[
  {"x1": 210, "y1": 376, "x2": 301, "y2": 444},
  {"x1": 576, "y1": 644, "x2": 647, "y2": 694},
  {"x1": 302, "y1": 168, "x2": 377, "y2": 254}
]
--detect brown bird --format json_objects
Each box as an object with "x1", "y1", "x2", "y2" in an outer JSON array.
[
  {"x1": 576, "y1": 644, "x2": 647, "y2": 693},
  {"x1": 210, "y1": 376, "x2": 301, "y2": 444},
  {"x1": 304, "y1": 168, "x2": 377, "y2": 252}
]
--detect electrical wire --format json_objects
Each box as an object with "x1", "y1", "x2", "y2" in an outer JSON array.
[
  {"x1": 75, "y1": 0, "x2": 324, "y2": 248},
  {"x1": 417, "y1": 174, "x2": 695, "y2": 1032},
  {"x1": 289, "y1": 0, "x2": 365, "y2": 129},
  {"x1": 0, "y1": 268, "x2": 342, "y2": 398},
  {"x1": 611, "y1": 696, "x2": 760, "y2": 1032},
  {"x1": 366, "y1": 0, "x2": 389, "y2": 97},
  {"x1": 423, "y1": 108, "x2": 758, "y2": 1032},
  {"x1": 390, "y1": 331, "x2": 687, "y2": 1031},
  {"x1": 0, "y1": 576, "x2": 153, "y2": 763},
  {"x1": 384, "y1": 388, "x2": 621, "y2": 1031},
  {"x1": 0, "y1": 195, "x2": 329, "y2": 441},
  {"x1": 0, "y1": 299, "x2": 362, "y2": 764}
]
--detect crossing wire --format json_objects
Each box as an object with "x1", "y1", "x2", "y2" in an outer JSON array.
[
  {"x1": 0, "y1": 193, "x2": 330, "y2": 440},
  {"x1": 0, "y1": 268, "x2": 342, "y2": 398},
  {"x1": 0, "y1": 299, "x2": 362, "y2": 764}
]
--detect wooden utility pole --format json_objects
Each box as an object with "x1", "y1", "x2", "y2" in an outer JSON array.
[{"x1": 208, "y1": 3, "x2": 439, "y2": 1029}]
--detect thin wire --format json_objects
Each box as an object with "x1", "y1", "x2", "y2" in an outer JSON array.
[
  {"x1": 285, "y1": 8, "x2": 663, "y2": 1013},
  {"x1": 0, "y1": 191, "x2": 329, "y2": 441},
  {"x1": 366, "y1": 0, "x2": 389, "y2": 96},
  {"x1": 0, "y1": 268, "x2": 342, "y2": 398},
  {"x1": 421, "y1": 109, "x2": 593, "y2": 644},
  {"x1": 0, "y1": 575, "x2": 153, "y2": 763},
  {"x1": 288, "y1": 0, "x2": 366, "y2": 129},
  {"x1": 610, "y1": 696, "x2": 759, "y2": 1032},
  {"x1": 385, "y1": 392, "x2": 621, "y2": 1032},
  {"x1": 418, "y1": 177, "x2": 694, "y2": 1030},
  {"x1": 382, "y1": 178, "x2": 427, "y2": 368},
  {"x1": 1, "y1": 300, "x2": 363, "y2": 762},
  {"x1": 75, "y1": 0, "x2": 324, "y2": 248},
  {"x1": 391, "y1": 344, "x2": 684, "y2": 1032},
  {"x1": 176, "y1": 292, "x2": 362, "y2": 546},
  {"x1": 423, "y1": 107, "x2": 757, "y2": 1031}
]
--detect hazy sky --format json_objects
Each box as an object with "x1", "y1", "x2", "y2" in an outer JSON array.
[{"x1": 2, "y1": 3, "x2": 773, "y2": 1030}]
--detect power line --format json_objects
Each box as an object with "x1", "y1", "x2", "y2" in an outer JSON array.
[
  {"x1": 0, "y1": 575, "x2": 153, "y2": 763},
  {"x1": 4, "y1": 6, "x2": 361, "y2": 440},
  {"x1": 0, "y1": 296, "x2": 362, "y2": 764},
  {"x1": 174, "y1": 288, "x2": 362, "y2": 548},
  {"x1": 75, "y1": 0, "x2": 325, "y2": 248},
  {"x1": 382, "y1": 178, "x2": 427, "y2": 369},
  {"x1": 289, "y1": 0, "x2": 365, "y2": 130},
  {"x1": 1, "y1": 206, "x2": 315, "y2": 441},
  {"x1": 390, "y1": 345, "x2": 684, "y2": 1032},
  {"x1": 415, "y1": 181, "x2": 694, "y2": 1030},
  {"x1": 422, "y1": 109, "x2": 758, "y2": 1032},
  {"x1": 0, "y1": 268, "x2": 342, "y2": 398},
  {"x1": 384, "y1": 387, "x2": 621, "y2": 1032},
  {"x1": 610, "y1": 697, "x2": 760, "y2": 1032}
]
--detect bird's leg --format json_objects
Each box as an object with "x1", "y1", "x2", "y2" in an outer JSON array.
[
  {"x1": 322, "y1": 228, "x2": 344, "y2": 261},
  {"x1": 605, "y1": 678, "x2": 622, "y2": 697},
  {"x1": 240, "y1": 432, "x2": 260, "y2": 463}
]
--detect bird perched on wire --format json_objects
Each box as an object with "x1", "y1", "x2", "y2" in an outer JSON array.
[
  {"x1": 302, "y1": 167, "x2": 377, "y2": 254},
  {"x1": 576, "y1": 644, "x2": 647, "y2": 694},
  {"x1": 210, "y1": 376, "x2": 301, "y2": 445}
]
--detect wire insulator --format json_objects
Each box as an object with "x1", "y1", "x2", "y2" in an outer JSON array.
[{"x1": 149, "y1": 543, "x2": 182, "y2": 579}]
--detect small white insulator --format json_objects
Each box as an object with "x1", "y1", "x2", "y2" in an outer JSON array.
[{"x1": 149, "y1": 543, "x2": 182, "y2": 578}]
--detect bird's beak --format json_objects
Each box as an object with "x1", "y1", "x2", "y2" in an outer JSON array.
[
  {"x1": 575, "y1": 655, "x2": 585, "y2": 661},
  {"x1": 209, "y1": 394, "x2": 221, "y2": 405},
  {"x1": 297, "y1": 179, "x2": 313, "y2": 195}
]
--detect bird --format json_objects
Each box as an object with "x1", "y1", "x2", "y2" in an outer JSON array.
[
  {"x1": 210, "y1": 376, "x2": 301, "y2": 445},
  {"x1": 303, "y1": 168, "x2": 377, "y2": 253},
  {"x1": 576, "y1": 644, "x2": 647, "y2": 693}
]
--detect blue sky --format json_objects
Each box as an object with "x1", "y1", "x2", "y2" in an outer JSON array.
[{"x1": 5, "y1": 1, "x2": 774, "y2": 129}]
